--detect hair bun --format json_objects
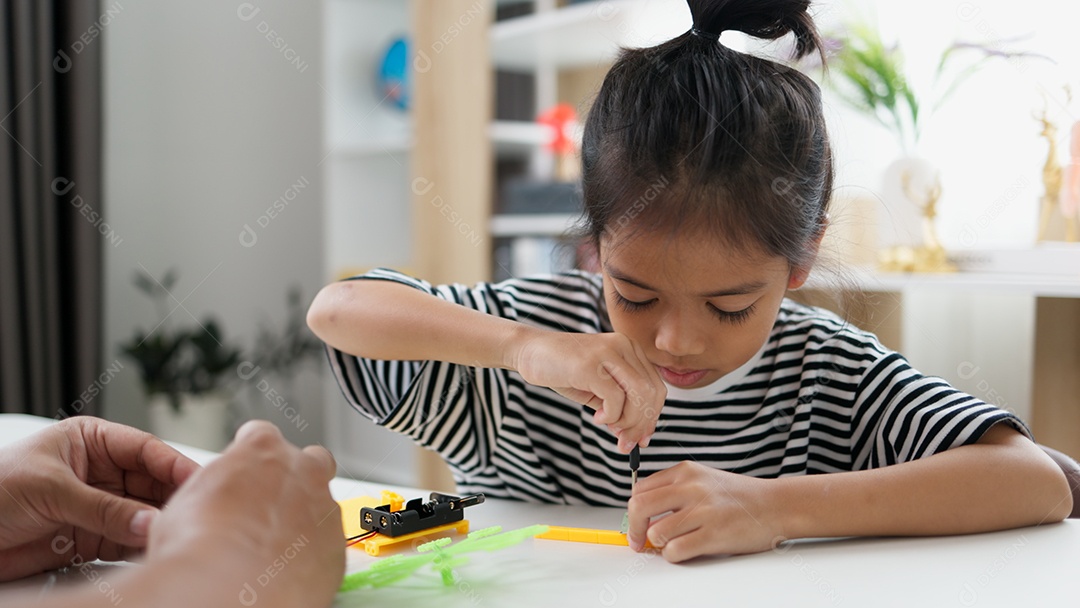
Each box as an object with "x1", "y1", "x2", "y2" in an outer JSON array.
[{"x1": 686, "y1": 0, "x2": 821, "y2": 59}]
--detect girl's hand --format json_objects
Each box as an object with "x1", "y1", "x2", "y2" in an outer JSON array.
[
  {"x1": 513, "y1": 330, "x2": 666, "y2": 453},
  {"x1": 626, "y1": 461, "x2": 785, "y2": 562}
]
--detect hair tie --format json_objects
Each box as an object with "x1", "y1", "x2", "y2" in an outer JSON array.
[{"x1": 690, "y1": 27, "x2": 721, "y2": 42}]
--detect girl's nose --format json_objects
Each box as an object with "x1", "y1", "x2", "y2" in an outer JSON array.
[{"x1": 654, "y1": 311, "x2": 705, "y2": 358}]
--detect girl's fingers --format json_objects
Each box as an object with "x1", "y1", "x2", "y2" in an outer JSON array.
[
  {"x1": 613, "y1": 339, "x2": 651, "y2": 386},
  {"x1": 630, "y1": 339, "x2": 666, "y2": 439},
  {"x1": 657, "y1": 528, "x2": 708, "y2": 563},
  {"x1": 626, "y1": 480, "x2": 687, "y2": 548},
  {"x1": 645, "y1": 506, "x2": 702, "y2": 551},
  {"x1": 598, "y1": 359, "x2": 656, "y2": 452},
  {"x1": 600, "y1": 359, "x2": 659, "y2": 449},
  {"x1": 590, "y1": 361, "x2": 628, "y2": 425},
  {"x1": 633, "y1": 467, "x2": 664, "y2": 494},
  {"x1": 632, "y1": 339, "x2": 667, "y2": 404}
]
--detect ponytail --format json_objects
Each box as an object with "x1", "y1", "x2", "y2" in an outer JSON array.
[
  {"x1": 686, "y1": 0, "x2": 823, "y2": 60},
  {"x1": 582, "y1": 0, "x2": 834, "y2": 271}
]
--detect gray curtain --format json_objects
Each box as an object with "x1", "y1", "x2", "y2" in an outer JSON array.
[{"x1": 0, "y1": 0, "x2": 103, "y2": 418}]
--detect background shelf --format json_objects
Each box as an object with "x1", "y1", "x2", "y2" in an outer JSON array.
[
  {"x1": 491, "y1": 0, "x2": 691, "y2": 70},
  {"x1": 490, "y1": 212, "x2": 579, "y2": 237}
]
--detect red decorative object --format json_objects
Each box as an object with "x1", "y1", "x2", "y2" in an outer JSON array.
[{"x1": 537, "y1": 103, "x2": 578, "y2": 156}]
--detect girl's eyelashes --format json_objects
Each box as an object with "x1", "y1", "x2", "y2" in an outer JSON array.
[
  {"x1": 613, "y1": 292, "x2": 657, "y2": 312},
  {"x1": 613, "y1": 291, "x2": 756, "y2": 324},
  {"x1": 709, "y1": 302, "x2": 755, "y2": 324}
]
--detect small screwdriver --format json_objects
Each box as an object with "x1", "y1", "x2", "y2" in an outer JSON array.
[{"x1": 621, "y1": 445, "x2": 641, "y2": 535}]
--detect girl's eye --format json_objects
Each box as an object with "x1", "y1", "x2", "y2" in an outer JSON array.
[
  {"x1": 614, "y1": 292, "x2": 656, "y2": 312},
  {"x1": 708, "y1": 303, "x2": 756, "y2": 325},
  {"x1": 616, "y1": 291, "x2": 754, "y2": 325}
]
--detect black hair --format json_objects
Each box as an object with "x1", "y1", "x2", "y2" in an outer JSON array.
[{"x1": 581, "y1": 0, "x2": 833, "y2": 270}]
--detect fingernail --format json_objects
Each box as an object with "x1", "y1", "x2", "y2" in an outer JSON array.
[
  {"x1": 130, "y1": 509, "x2": 157, "y2": 536},
  {"x1": 628, "y1": 535, "x2": 643, "y2": 551},
  {"x1": 642, "y1": 434, "x2": 653, "y2": 448}
]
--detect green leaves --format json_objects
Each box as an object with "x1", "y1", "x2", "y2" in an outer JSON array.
[
  {"x1": 250, "y1": 285, "x2": 324, "y2": 379},
  {"x1": 119, "y1": 269, "x2": 243, "y2": 411},
  {"x1": 132, "y1": 268, "x2": 177, "y2": 297},
  {"x1": 819, "y1": 22, "x2": 1043, "y2": 153},
  {"x1": 187, "y1": 319, "x2": 243, "y2": 394},
  {"x1": 826, "y1": 22, "x2": 919, "y2": 151}
]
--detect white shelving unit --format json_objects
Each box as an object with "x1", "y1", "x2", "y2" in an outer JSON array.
[
  {"x1": 487, "y1": 1, "x2": 716, "y2": 272},
  {"x1": 490, "y1": 212, "x2": 579, "y2": 237},
  {"x1": 490, "y1": 0, "x2": 690, "y2": 70},
  {"x1": 488, "y1": 0, "x2": 693, "y2": 276},
  {"x1": 490, "y1": 119, "x2": 551, "y2": 156},
  {"x1": 332, "y1": 135, "x2": 413, "y2": 158},
  {"x1": 809, "y1": 266, "x2": 1080, "y2": 298},
  {"x1": 322, "y1": 1, "x2": 411, "y2": 156},
  {"x1": 322, "y1": 0, "x2": 417, "y2": 486}
]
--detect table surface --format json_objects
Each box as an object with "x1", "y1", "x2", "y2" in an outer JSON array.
[{"x1": 1, "y1": 414, "x2": 1077, "y2": 607}]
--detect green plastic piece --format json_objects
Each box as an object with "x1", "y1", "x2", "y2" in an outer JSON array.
[{"x1": 339, "y1": 524, "x2": 550, "y2": 593}]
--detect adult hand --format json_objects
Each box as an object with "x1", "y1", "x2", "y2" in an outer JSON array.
[
  {"x1": 514, "y1": 331, "x2": 666, "y2": 453},
  {"x1": 626, "y1": 461, "x2": 782, "y2": 562},
  {"x1": 146, "y1": 421, "x2": 344, "y2": 608},
  {"x1": 0, "y1": 417, "x2": 200, "y2": 581}
]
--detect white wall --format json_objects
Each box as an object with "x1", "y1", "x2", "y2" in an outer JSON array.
[
  {"x1": 809, "y1": 0, "x2": 1080, "y2": 422},
  {"x1": 813, "y1": 0, "x2": 1080, "y2": 249},
  {"x1": 103, "y1": 0, "x2": 326, "y2": 447}
]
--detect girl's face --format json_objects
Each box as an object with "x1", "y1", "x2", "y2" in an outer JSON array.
[{"x1": 600, "y1": 229, "x2": 807, "y2": 390}]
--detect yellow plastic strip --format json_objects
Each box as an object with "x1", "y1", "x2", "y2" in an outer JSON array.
[{"x1": 535, "y1": 526, "x2": 655, "y2": 549}]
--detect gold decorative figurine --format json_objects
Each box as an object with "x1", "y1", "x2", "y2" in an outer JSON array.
[
  {"x1": 1036, "y1": 90, "x2": 1079, "y2": 243},
  {"x1": 878, "y1": 169, "x2": 957, "y2": 273}
]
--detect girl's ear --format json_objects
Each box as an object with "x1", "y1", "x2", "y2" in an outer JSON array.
[
  {"x1": 788, "y1": 266, "x2": 812, "y2": 290},
  {"x1": 788, "y1": 219, "x2": 829, "y2": 290}
]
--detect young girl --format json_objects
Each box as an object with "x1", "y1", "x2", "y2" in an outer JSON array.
[{"x1": 308, "y1": 0, "x2": 1072, "y2": 562}]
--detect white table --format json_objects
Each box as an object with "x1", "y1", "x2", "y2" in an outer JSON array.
[{"x1": 2, "y1": 414, "x2": 1077, "y2": 607}]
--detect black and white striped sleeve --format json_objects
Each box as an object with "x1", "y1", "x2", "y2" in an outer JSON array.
[
  {"x1": 323, "y1": 268, "x2": 508, "y2": 472},
  {"x1": 849, "y1": 352, "x2": 1032, "y2": 470}
]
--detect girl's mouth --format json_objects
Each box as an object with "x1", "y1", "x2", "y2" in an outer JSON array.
[{"x1": 657, "y1": 366, "x2": 709, "y2": 388}]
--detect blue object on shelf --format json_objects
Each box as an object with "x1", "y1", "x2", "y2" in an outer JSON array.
[{"x1": 378, "y1": 37, "x2": 409, "y2": 111}]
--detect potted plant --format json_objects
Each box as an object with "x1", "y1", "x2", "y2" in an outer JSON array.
[
  {"x1": 809, "y1": 21, "x2": 1045, "y2": 270},
  {"x1": 236, "y1": 286, "x2": 325, "y2": 434},
  {"x1": 120, "y1": 269, "x2": 242, "y2": 450},
  {"x1": 250, "y1": 287, "x2": 325, "y2": 381}
]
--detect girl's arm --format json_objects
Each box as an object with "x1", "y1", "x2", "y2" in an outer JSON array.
[
  {"x1": 777, "y1": 425, "x2": 1071, "y2": 537},
  {"x1": 307, "y1": 278, "x2": 666, "y2": 452},
  {"x1": 626, "y1": 425, "x2": 1071, "y2": 565},
  {"x1": 308, "y1": 279, "x2": 523, "y2": 370},
  {"x1": 627, "y1": 425, "x2": 1073, "y2": 562}
]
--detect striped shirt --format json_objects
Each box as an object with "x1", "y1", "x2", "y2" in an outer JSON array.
[{"x1": 326, "y1": 268, "x2": 1029, "y2": 507}]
